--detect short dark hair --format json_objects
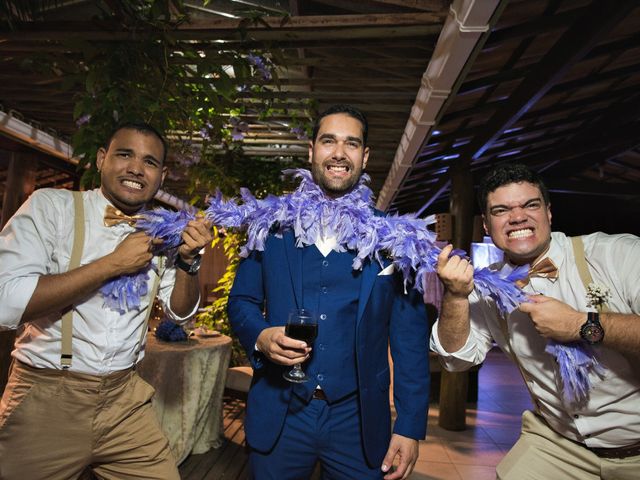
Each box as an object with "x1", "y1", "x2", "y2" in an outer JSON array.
[
  {"x1": 312, "y1": 104, "x2": 368, "y2": 146},
  {"x1": 104, "y1": 122, "x2": 168, "y2": 164},
  {"x1": 478, "y1": 163, "x2": 550, "y2": 213}
]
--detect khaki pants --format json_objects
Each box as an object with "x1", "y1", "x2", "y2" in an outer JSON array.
[
  {"x1": 0, "y1": 361, "x2": 180, "y2": 480},
  {"x1": 497, "y1": 410, "x2": 640, "y2": 480}
]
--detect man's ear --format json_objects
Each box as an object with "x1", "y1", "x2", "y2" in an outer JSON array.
[
  {"x1": 363, "y1": 146, "x2": 370, "y2": 169},
  {"x1": 482, "y1": 214, "x2": 489, "y2": 235},
  {"x1": 547, "y1": 204, "x2": 552, "y2": 226},
  {"x1": 308, "y1": 141, "x2": 313, "y2": 164},
  {"x1": 161, "y1": 166, "x2": 168, "y2": 185},
  {"x1": 96, "y1": 147, "x2": 106, "y2": 171}
]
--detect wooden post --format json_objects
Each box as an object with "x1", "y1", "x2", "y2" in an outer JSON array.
[
  {"x1": 438, "y1": 159, "x2": 474, "y2": 431},
  {"x1": 0, "y1": 152, "x2": 38, "y2": 395},
  {"x1": 1, "y1": 152, "x2": 38, "y2": 228}
]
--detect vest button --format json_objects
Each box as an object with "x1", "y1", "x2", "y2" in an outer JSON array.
[
  {"x1": 322, "y1": 260, "x2": 329, "y2": 267},
  {"x1": 320, "y1": 314, "x2": 327, "y2": 320},
  {"x1": 317, "y1": 374, "x2": 324, "y2": 381},
  {"x1": 321, "y1": 286, "x2": 328, "y2": 294}
]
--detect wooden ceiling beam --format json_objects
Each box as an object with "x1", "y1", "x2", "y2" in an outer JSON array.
[
  {"x1": 308, "y1": 0, "x2": 412, "y2": 15},
  {"x1": 2, "y1": 27, "x2": 439, "y2": 43},
  {"x1": 3, "y1": 13, "x2": 445, "y2": 41},
  {"x1": 444, "y1": 83, "x2": 640, "y2": 126},
  {"x1": 309, "y1": 0, "x2": 446, "y2": 15},
  {"x1": 514, "y1": 121, "x2": 640, "y2": 175},
  {"x1": 548, "y1": 63, "x2": 640, "y2": 95},
  {"x1": 182, "y1": 11, "x2": 447, "y2": 29},
  {"x1": 412, "y1": 0, "x2": 637, "y2": 212},
  {"x1": 465, "y1": 0, "x2": 637, "y2": 163},
  {"x1": 461, "y1": 35, "x2": 640, "y2": 96},
  {"x1": 421, "y1": 104, "x2": 620, "y2": 158},
  {"x1": 280, "y1": 56, "x2": 429, "y2": 68},
  {"x1": 0, "y1": 37, "x2": 436, "y2": 51},
  {"x1": 371, "y1": 0, "x2": 448, "y2": 11},
  {"x1": 484, "y1": 7, "x2": 583, "y2": 49},
  {"x1": 605, "y1": 158, "x2": 640, "y2": 174},
  {"x1": 167, "y1": 55, "x2": 429, "y2": 68},
  {"x1": 544, "y1": 178, "x2": 640, "y2": 197}
]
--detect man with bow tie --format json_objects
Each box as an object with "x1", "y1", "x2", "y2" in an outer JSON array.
[
  {"x1": 431, "y1": 163, "x2": 640, "y2": 480},
  {"x1": 0, "y1": 122, "x2": 211, "y2": 479}
]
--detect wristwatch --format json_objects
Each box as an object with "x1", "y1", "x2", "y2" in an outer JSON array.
[
  {"x1": 579, "y1": 311, "x2": 605, "y2": 345},
  {"x1": 175, "y1": 253, "x2": 202, "y2": 275}
]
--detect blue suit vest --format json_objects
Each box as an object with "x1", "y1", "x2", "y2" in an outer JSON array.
[{"x1": 294, "y1": 246, "x2": 361, "y2": 402}]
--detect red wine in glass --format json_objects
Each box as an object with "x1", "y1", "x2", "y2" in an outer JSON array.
[
  {"x1": 285, "y1": 323, "x2": 318, "y2": 344},
  {"x1": 283, "y1": 309, "x2": 317, "y2": 383}
]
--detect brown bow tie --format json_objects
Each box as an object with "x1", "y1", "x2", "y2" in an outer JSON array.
[
  {"x1": 103, "y1": 205, "x2": 143, "y2": 227},
  {"x1": 515, "y1": 257, "x2": 559, "y2": 288}
]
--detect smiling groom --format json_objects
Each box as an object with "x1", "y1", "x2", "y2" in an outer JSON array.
[{"x1": 228, "y1": 105, "x2": 430, "y2": 480}]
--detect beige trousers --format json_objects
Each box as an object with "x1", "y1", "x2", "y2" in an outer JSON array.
[
  {"x1": 0, "y1": 360, "x2": 180, "y2": 480},
  {"x1": 497, "y1": 410, "x2": 640, "y2": 480}
]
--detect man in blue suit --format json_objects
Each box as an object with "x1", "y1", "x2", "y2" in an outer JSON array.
[{"x1": 228, "y1": 104, "x2": 430, "y2": 479}]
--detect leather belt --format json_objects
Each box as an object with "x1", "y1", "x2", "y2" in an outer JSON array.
[
  {"x1": 311, "y1": 389, "x2": 328, "y2": 401},
  {"x1": 587, "y1": 440, "x2": 640, "y2": 459}
]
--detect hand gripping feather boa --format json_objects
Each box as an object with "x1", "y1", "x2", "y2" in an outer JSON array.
[{"x1": 104, "y1": 168, "x2": 596, "y2": 404}]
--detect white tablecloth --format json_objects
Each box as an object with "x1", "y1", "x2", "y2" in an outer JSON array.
[{"x1": 137, "y1": 333, "x2": 232, "y2": 464}]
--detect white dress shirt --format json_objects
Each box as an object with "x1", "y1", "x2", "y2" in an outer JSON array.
[
  {"x1": 431, "y1": 231, "x2": 640, "y2": 448},
  {"x1": 0, "y1": 188, "x2": 198, "y2": 375}
]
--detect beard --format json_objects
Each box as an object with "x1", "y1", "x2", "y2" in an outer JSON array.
[{"x1": 310, "y1": 159, "x2": 363, "y2": 197}]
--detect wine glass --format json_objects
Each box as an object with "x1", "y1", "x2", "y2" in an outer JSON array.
[{"x1": 283, "y1": 308, "x2": 317, "y2": 383}]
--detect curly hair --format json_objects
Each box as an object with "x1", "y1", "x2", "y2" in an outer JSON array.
[{"x1": 478, "y1": 163, "x2": 550, "y2": 212}]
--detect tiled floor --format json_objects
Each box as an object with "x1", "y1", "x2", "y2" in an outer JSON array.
[{"x1": 410, "y1": 348, "x2": 532, "y2": 480}]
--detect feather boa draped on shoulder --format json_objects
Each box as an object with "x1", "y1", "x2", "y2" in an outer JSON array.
[
  {"x1": 204, "y1": 169, "x2": 527, "y2": 315},
  {"x1": 101, "y1": 169, "x2": 526, "y2": 316}
]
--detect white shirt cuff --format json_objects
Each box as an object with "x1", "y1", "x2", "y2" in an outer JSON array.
[
  {"x1": 430, "y1": 320, "x2": 483, "y2": 371},
  {"x1": 0, "y1": 276, "x2": 39, "y2": 328}
]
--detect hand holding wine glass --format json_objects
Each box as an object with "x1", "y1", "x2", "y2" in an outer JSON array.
[{"x1": 283, "y1": 308, "x2": 317, "y2": 383}]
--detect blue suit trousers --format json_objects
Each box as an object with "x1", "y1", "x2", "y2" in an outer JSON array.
[{"x1": 249, "y1": 393, "x2": 383, "y2": 480}]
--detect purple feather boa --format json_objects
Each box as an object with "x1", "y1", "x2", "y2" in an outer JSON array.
[
  {"x1": 546, "y1": 341, "x2": 604, "y2": 405},
  {"x1": 205, "y1": 168, "x2": 526, "y2": 315},
  {"x1": 474, "y1": 263, "x2": 529, "y2": 314},
  {"x1": 99, "y1": 208, "x2": 195, "y2": 313}
]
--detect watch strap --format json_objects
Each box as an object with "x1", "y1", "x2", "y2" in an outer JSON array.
[{"x1": 175, "y1": 253, "x2": 201, "y2": 275}]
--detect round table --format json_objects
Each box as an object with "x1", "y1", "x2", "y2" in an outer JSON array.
[{"x1": 137, "y1": 332, "x2": 232, "y2": 465}]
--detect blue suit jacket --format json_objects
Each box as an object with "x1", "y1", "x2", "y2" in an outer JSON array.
[{"x1": 228, "y1": 230, "x2": 430, "y2": 466}]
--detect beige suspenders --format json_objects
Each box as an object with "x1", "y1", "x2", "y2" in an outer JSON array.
[
  {"x1": 570, "y1": 236, "x2": 610, "y2": 313},
  {"x1": 60, "y1": 192, "x2": 163, "y2": 368},
  {"x1": 134, "y1": 256, "x2": 164, "y2": 362},
  {"x1": 60, "y1": 192, "x2": 85, "y2": 367}
]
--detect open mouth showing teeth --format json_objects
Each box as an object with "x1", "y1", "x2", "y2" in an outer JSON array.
[
  {"x1": 326, "y1": 165, "x2": 350, "y2": 173},
  {"x1": 122, "y1": 180, "x2": 143, "y2": 190},
  {"x1": 508, "y1": 228, "x2": 533, "y2": 239}
]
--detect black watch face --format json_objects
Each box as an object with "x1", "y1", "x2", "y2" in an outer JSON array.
[{"x1": 581, "y1": 324, "x2": 604, "y2": 344}]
